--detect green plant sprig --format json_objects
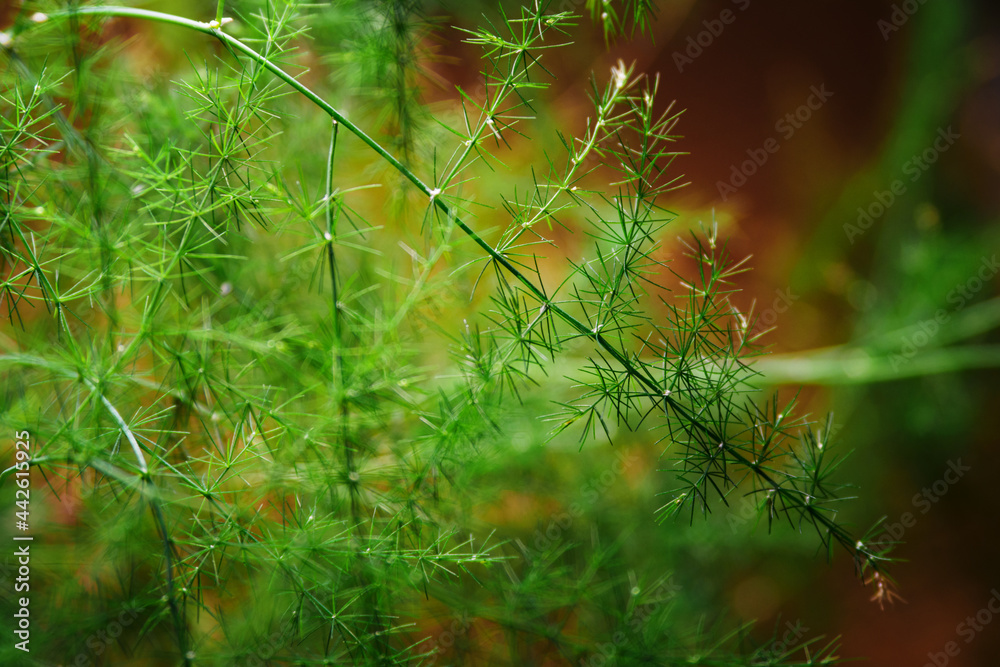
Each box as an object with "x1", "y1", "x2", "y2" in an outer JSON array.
[{"x1": 16, "y1": 3, "x2": 893, "y2": 593}]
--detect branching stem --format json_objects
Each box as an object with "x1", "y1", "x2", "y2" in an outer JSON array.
[{"x1": 37, "y1": 3, "x2": 883, "y2": 579}]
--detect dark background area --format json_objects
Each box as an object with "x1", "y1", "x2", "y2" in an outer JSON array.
[
  {"x1": 430, "y1": 0, "x2": 1000, "y2": 662},
  {"x1": 597, "y1": 1, "x2": 1000, "y2": 664}
]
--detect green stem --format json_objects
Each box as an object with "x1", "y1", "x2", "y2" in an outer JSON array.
[
  {"x1": 149, "y1": 496, "x2": 192, "y2": 667},
  {"x1": 325, "y1": 119, "x2": 341, "y2": 342},
  {"x1": 83, "y1": 377, "x2": 189, "y2": 662},
  {"x1": 92, "y1": 387, "x2": 149, "y2": 476},
  {"x1": 323, "y1": 118, "x2": 358, "y2": 519},
  {"x1": 39, "y1": 4, "x2": 883, "y2": 579}
]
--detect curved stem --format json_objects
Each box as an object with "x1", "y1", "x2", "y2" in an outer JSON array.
[
  {"x1": 86, "y1": 379, "x2": 149, "y2": 476},
  {"x1": 38, "y1": 4, "x2": 882, "y2": 578}
]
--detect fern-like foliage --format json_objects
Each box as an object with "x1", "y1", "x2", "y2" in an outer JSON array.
[{"x1": 0, "y1": 1, "x2": 892, "y2": 665}]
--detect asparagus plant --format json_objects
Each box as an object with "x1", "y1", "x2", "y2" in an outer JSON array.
[{"x1": 0, "y1": 1, "x2": 894, "y2": 664}]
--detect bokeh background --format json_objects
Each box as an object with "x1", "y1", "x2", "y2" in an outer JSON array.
[
  {"x1": 576, "y1": 0, "x2": 1000, "y2": 664},
  {"x1": 435, "y1": 0, "x2": 1000, "y2": 663},
  {"x1": 3, "y1": 0, "x2": 999, "y2": 664}
]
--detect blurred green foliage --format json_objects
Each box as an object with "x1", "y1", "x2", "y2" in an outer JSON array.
[{"x1": 5, "y1": 0, "x2": 994, "y2": 665}]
